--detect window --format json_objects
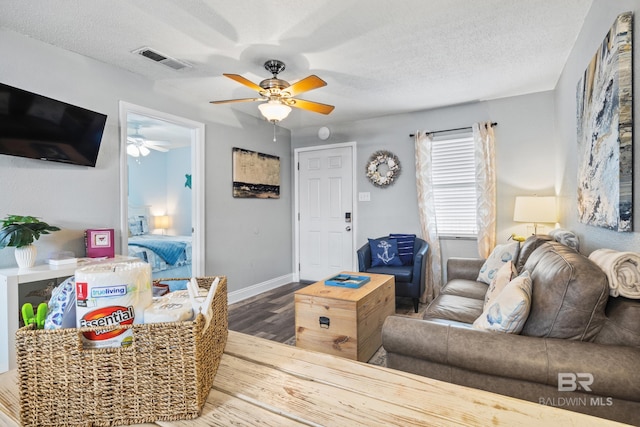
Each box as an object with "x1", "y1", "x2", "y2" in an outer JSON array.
[{"x1": 431, "y1": 133, "x2": 477, "y2": 237}]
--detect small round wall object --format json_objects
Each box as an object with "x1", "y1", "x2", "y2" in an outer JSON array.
[
  {"x1": 366, "y1": 150, "x2": 401, "y2": 187},
  {"x1": 318, "y1": 126, "x2": 331, "y2": 140}
]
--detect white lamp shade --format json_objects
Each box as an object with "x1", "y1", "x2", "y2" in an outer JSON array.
[
  {"x1": 139, "y1": 145, "x2": 151, "y2": 156},
  {"x1": 258, "y1": 101, "x2": 292, "y2": 122},
  {"x1": 126, "y1": 144, "x2": 140, "y2": 157},
  {"x1": 513, "y1": 196, "x2": 557, "y2": 223},
  {"x1": 154, "y1": 215, "x2": 170, "y2": 229}
]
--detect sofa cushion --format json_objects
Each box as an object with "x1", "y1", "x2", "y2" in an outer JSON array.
[
  {"x1": 440, "y1": 279, "x2": 487, "y2": 300},
  {"x1": 366, "y1": 265, "x2": 413, "y2": 282},
  {"x1": 477, "y1": 242, "x2": 519, "y2": 284},
  {"x1": 369, "y1": 237, "x2": 403, "y2": 267},
  {"x1": 515, "y1": 234, "x2": 553, "y2": 272},
  {"x1": 483, "y1": 260, "x2": 516, "y2": 309},
  {"x1": 473, "y1": 270, "x2": 532, "y2": 333},
  {"x1": 424, "y1": 294, "x2": 483, "y2": 324},
  {"x1": 521, "y1": 242, "x2": 609, "y2": 340},
  {"x1": 594, "y1": 297, "x2": 640, "y2": 346}
]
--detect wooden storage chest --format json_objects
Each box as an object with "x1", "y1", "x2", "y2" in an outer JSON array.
[{"x1": 294, "y1": 272, "x2": 395, "y2": 361}]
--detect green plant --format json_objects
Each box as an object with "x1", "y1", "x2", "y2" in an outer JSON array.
[{"x1": 0, "y1": 215, "x2": 60, "y2": 248}]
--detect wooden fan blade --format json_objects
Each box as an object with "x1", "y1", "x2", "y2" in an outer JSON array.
[
  {"x1": 223, "y1": 74, "x2": 263, "y2": 92},
  {"x1": 210, "y1": 97, "x2": 264, "y2": 104},
  {"x1": 282, "y1": 75, "x2": 327, "y2": 97},
  {"x1": 290, "y1": 98, "x2": 335, "y2": 115}
]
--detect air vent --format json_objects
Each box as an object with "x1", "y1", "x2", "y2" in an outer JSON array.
[{"x1": 132, "y1": 47, "x2": 192, "y2": 71}]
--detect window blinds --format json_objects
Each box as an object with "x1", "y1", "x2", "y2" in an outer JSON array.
[{"x1": 431, "y1": 134, "x2": 477, "y2": 237}]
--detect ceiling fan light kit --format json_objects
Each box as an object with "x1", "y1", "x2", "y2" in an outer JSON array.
[
  {"x1": 126, "y1": 125, "x2": 171, "y2": 157},
  {"x1": 211, "y1": 59, "x2": 335, "y2": 138},
  {"x1": 258, "y1": 100, "x2": 292, "y2": 123}
]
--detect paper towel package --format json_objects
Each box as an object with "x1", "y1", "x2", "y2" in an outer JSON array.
[{"x1": 75, "y1": 261, "x2": 152, "y2": 348}]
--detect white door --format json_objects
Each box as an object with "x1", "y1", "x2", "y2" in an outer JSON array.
[{"x1": 298, "y1": 145, "x2": 354, "y2": 281}]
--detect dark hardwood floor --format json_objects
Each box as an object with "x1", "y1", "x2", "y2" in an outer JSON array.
[
  {"x1": 228, "y1": 281, "x2": 427, "y2": 343},
  {"x1": 228, "y1": 281, "x2": 311, "y2": 343}
]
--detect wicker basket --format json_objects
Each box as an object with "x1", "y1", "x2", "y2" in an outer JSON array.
[{"x1": 15, "y1": 276, "x2": 228, "y2": 427}]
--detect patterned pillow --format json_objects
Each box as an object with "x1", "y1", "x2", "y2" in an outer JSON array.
[
  {"x1": 483, "y1": 260, "x2": 517, "y2": 309},
  {"x1": 128, "y1": 215, "x2": 149, "y2": 236},
  {"x1": 473, "y1": 270, "x2": 532, "y2": 334},
  {"x1": 477, "y1": 242, "x2": 520, "y2": 284},
  {"x1": 369, "y1": 237, "x2": 403, "y2": 267},
  {"x1": 389, "y1": 233, "x2": 416, "y2": 265}
]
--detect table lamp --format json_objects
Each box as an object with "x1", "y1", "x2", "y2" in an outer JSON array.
[
  {"x1": 513, "y1": 196, "x2": 557, "y2": 235},
  {"x1": 154, "y1": 215, "x2": 170, "y2": 235}
]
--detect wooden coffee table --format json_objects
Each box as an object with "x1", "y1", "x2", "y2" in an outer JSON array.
[
  {"x1": 0, "y1": 331, "x2": 620, "y2": 426},
  {"x1": 294, "y1": 272, "x2": 395, "y2": 362}
]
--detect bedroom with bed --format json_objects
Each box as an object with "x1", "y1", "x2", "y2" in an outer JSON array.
[
  {"x1": 126, "y1": 114, "x2": 194, "y2": 285},
  {"x1": 127, "y1": 207, "x2": 192, "y2": 281}
]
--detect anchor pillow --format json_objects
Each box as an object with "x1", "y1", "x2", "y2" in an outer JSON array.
[{"x1": 369, "y1": 237, "x2": 403, "y2": 267}]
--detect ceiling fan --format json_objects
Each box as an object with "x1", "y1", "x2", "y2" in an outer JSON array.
[
  {"x1": 126, "y1": 127, "x2": 170, "y2": 157},
  {"x1": 210, "y1": 59, "x2": 335, "y2": 125}
]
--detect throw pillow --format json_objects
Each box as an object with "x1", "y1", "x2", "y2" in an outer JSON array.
[
  {"x1": 389, "y1": 233, "x2": 416, "y2": 265},
  {"x1": 477, "y1": 241, "x2": 520, "y2": 284},
  {"x1": 483, "y1": 260, "x2": 517, "y2": 309},
  {"x1": 473, "y1": 270, "x2": 532, "y2": 334},
  {"x1": 128, "y1": 215, "x2": 149, "y2": 236},
  {"x1": 369, "y1": 237, "x2": 403, "y2": 267}
]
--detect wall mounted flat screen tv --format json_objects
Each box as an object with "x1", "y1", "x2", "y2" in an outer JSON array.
[{"x1": 0, "y1": 82, "x2": 107, "y2": 167}]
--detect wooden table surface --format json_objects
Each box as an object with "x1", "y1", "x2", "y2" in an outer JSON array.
[
  {"x1": 0, "y1": 330, "x2": 627, "y2": 426},
  {"x1": 294, "y1": 271, "x2": 393, "y2": 301}
]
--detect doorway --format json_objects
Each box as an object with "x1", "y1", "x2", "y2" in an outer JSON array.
[
  {"x1": 294, "y1": 142, "x2": 357, "y2": 281},
  {"x1": 119, "y1": 102, "x2": 205, "y2": 277}
]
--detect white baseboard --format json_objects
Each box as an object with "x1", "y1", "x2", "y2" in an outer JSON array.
[{"x1": 227, "y1": 273, "x2": 295, "y2": 305}]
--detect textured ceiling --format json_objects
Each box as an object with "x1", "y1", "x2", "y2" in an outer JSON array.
[{"x1": 1, "y1": 0, "x2": 593, "y2": 132}]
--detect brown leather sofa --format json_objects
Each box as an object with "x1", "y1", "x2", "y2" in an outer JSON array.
[{"x1": 381, "y1": 236, "x2": 640, "y2": 425}]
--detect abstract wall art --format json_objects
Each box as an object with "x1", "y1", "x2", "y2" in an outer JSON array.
[
  {"x1": 232, "y1": 147, "x2": 280, "y2": 198},
  {"x1": 576, "y1": 11, "x2": 633, "y2": 232}
]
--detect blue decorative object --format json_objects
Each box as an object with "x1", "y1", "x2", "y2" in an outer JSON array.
[
  {"x1": 185, "y1": 174, "x2": 192, "y2": 189},
  {"x1": 325, "y1": 274, "x2": 371, "y2": 288},
  {"x1": 369, "y1": 237, "x2": 403, "y2": 267}
]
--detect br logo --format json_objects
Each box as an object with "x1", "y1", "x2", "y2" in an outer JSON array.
[{"x1": 558, "y1": 373, "x2": 594, "y2": 392}]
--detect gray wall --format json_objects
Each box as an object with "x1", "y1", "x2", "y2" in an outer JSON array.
[
  {"x1": 556, "y1": 0, "x2": 640, "y2": 255},
  {"x1": 292, "y1": 91, "x2": 559, "y2": 266},
  {"x1": 0, "y1": 29, "x2": 292, "y2": 293}
]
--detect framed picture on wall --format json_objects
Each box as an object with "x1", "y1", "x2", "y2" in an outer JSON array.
[
  {"x1": 232, "y1": 147, "x2": 280, "y2": 199},
  {"x1": 576, "y1": 11, "x2": 633, "y2": 232}
]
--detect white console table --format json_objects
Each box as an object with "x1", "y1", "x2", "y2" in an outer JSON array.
[{"x1": 0, "y1": 256, "x2": 134, "y2": 373}]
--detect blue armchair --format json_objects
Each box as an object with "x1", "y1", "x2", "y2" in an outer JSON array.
[{"x1": 357, "y1": 236, "x2": 429, "y2": 312}]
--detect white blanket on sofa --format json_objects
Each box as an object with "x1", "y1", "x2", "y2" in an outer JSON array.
[{"x1": 589, "y1": 248, "x2": 640, "y2": 299}]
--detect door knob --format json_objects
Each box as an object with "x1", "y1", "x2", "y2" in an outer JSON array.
[{"x1": 345, "y1": 226, "x2": 352, "y2": 231}]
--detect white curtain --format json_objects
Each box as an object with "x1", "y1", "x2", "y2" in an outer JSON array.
[
  {"x1": 473, "y1": 122, "x2": 496, "y2": 259},
  {"x1": 415, "y1": 131, "x2": 442, "y2": 302}
]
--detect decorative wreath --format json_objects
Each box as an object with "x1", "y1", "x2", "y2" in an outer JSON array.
[{"x1": 366, "y1": 150, "x2": 401, "y2": 187}]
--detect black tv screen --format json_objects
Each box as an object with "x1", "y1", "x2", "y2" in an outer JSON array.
[{"x1": 0, "y1": 82, "x2": 107, "y2": 167}]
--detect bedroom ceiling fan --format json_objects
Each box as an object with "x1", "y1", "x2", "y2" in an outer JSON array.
[
  {"x1": 210, "y1": 60, "x2": 334, "y2": 138},
  {"x1": 127, "y1": 127, "x2": 170, "y2": 157}
]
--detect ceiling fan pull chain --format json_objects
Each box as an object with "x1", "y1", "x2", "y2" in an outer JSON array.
[{"x1": 273, "y1": 123, "x2": 277, "y2": 142}]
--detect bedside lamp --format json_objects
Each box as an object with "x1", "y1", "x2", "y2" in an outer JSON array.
[
  {"x1": 154, "y1": 215, "x2": 170, "y2": 235},
  {"x1": 513, "y1": 196, "x2": 557, "y2": 235}
]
